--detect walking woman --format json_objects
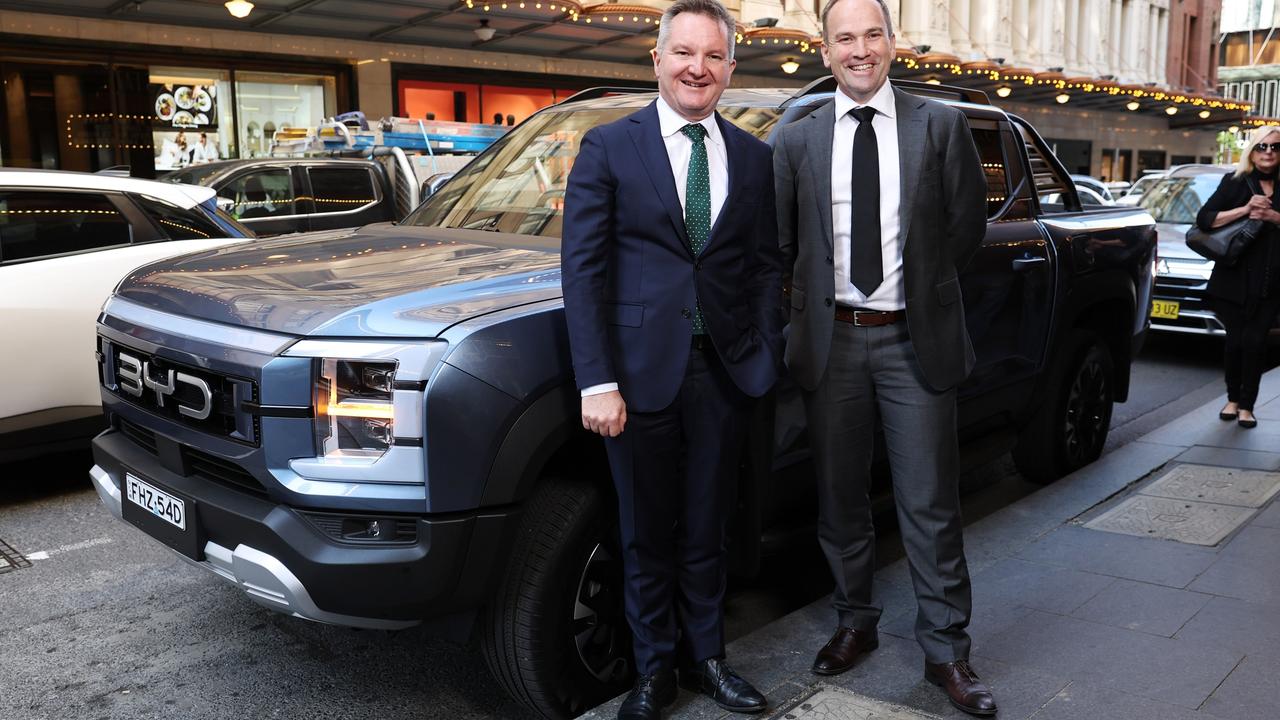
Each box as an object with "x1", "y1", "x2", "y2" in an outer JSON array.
[{"x1": 1197, "y1": 125, "x2": 1280, "y2": 429}]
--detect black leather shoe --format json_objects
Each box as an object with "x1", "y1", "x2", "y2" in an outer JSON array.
[
  {"x1": 811, "y1": 627, "x2": 879, "y2": 676},
  {"x1": 618, "y1": 670, "x2": 677, "y2": 720},
  {"x1": 924, "y1": 660, "x2": 998, "y2": 717},
  {"x1": 679, "y1": 658, "x2": 767, "y2": 713},
  {"x1": 1239, "y1": 413, "x2": 1258, "y2": 429}
]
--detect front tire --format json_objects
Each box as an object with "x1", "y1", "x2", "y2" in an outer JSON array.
[
  {"x1": 1013, "y1": 330, "x2": 1115, "y2": 483},
  {"x1": 480, "y1": 476, "x2": 632, "y2": 719}
]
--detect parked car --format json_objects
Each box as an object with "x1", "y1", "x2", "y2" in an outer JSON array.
[
  {"x1": 1115, "y1": 170, "x2": 1170, "y2": 207},
  {"x1": 1042, "y1": 183, "x2": 1112, "y2": 206},
  {"x1": 162, "y1": 154, "x2": 421, "y2": 237},
  {"x1": 0, "y1": 168, "x2": 254, "y2": 462},
  {"x1": 1071, "y1": 174, "x2": 1117, "y2": 203},
  {"x1": 88, "y1": 80, "x2": 1156, "y2": 719},
  {"x1": 1143, "y1": 164, "x2": 1236, "y2": 335}
]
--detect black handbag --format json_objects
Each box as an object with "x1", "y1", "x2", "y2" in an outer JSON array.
[{"x1": 1186, "y1": 177, "x2": 1266, "y2": 266}]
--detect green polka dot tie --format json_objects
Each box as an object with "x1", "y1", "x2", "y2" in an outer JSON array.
[{"x1": 682, "y1": 123, "x2": 709, "y2": 335}]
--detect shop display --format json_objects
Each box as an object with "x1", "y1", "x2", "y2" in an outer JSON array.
[{"x1": 151, "y1": 83, "x2": 217, "y2": 129}]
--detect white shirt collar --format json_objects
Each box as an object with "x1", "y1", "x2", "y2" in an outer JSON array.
[
  {"x1": 833, "y1": 80, "x2": 896, "y2": 123},
  {"x1": 656, "y1": 96, "x2": 722, "y2": 146}
]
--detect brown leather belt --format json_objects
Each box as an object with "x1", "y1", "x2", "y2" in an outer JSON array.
[{"x1": 834, "y1": 306, "x2": 905, "y2": 327}]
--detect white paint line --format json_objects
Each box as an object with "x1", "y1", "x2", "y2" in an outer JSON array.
[
  {"x1": 26, "y1": 551, "x2": 49, "y2": 561},
  {"x1": 27, "y1": 537, "x2": 114, "y2": 560}
]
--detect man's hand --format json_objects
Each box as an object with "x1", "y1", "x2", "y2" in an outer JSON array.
[{"x1": 582, "y1": 390, "x2": 627, "y2": 437}]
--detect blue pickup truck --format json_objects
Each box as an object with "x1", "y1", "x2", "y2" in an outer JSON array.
[{"x1": 90, "y1": 80, "x2": 1156, "y2": 719}]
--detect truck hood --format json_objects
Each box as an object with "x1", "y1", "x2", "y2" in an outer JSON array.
[
  {"x1": 114, "y1": 224, "x2": 563, "y2": 338},
  {"x1": 1156, "y1": 221, "x2": 1199, "y2": 261}
]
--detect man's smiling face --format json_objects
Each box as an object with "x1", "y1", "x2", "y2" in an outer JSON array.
[
  {"x1": 822, "y1": 0, "x2": 896, "y2": 104},
  {"x1": 652, "y1": 11, "x2": 735, "y2": 122}
]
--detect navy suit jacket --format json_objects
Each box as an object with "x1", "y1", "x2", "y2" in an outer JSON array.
[{"x1": 561, "y1": 101, "x2": 784, "y2": 413}]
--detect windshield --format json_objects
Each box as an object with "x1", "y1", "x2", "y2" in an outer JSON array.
[
  {"x1": 1139, "y1": 174, "x2": 1225, "y2": 224},
  {"x1": 401, "y1": 104, "x2": 784, "y2": 238}
]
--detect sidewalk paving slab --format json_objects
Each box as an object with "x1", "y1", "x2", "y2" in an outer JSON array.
[{"x1": 581, "y1": 367, "x2": 1280, "y2": 720}]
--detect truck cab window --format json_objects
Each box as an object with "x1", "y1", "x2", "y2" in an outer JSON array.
[
  {"x1": 0, "y1": 191, "x2": 132, "y2": 263},
  {"x1": 307, "y1": 167, "x2": 379, "y2": 214},
  {"x1": 968, "y1": 126, "x2": 1016, "y2": 220},
  {"x1": 219, "y1": 169, "x2": 295, "y2": 220}
]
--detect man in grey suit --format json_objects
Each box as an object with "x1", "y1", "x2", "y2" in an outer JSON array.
[{"x1": 773, "y1": 0, "x2": 996, "y2": 715}]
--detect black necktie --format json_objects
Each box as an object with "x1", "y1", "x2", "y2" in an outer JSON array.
[{"x1": 849, "y1": 106, "x2": 882, "y2": 297}]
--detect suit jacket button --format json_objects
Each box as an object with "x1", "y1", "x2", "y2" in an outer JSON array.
[
  {"x1": 826, "y1": 256, "x2": 833, "y2": 264},
  {"x1": 824, "y1": 298, "x2": 833, "y2": 307},
  {"x1": 682, "y1": 308, "x2": 691, "y2": 318}
]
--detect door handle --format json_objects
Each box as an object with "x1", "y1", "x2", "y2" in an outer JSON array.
[{"x1": 1012, "y1": 256, "x2": 1046, "y2": 272}]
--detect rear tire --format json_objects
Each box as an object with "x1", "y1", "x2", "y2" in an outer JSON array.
[
  {"x1": 480, "y1": 476, "x2": 632, "y2": 719},
  {"x1": 1013, "y1": 330, "x2": 1115, "y2": 484}
]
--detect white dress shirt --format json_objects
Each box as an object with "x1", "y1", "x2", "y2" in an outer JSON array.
[
  {"x1": 582, "y1": 97, "x2": 729, "y2": 398},
  {"x1": 831, "y1": 81, "x2": 904, "y2": 311}
]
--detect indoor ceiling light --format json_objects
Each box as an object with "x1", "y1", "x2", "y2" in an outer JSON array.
[
  {"x1": 474, "y1": 18, "x2": 496, "y2": 41},
  {"x1": 780, "y1": 58, "x2": 799, "y2": 74},
  {"x1": 224, "y1": 0, "x2": 254, "y2": 18},
  {"x1": 1126, "y1": 100, "x2": 1140, "y2": 111},
  {"x1": 1055, "y1": 92, "x2": 1070, "y2": 104},
  {"x1": 995, "y1": 85, "x2": 1012, "y2": 98},
  {"x1": 1198, "y1": 109, "x2": 1211, "y2": 119},
  {"x1": 1165, "y1": 105, "x2": 1178, "y2": 115}
]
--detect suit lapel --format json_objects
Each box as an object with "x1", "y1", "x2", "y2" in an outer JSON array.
[
  {"x1": 705, "y1": 113, "x2": 739, "y2": 248},
  {"x1": 805, "y1": 102, "x2": 837, "y2": 251},
  {"x1": 627, "y1": 102, "x2": 689, "y2": 247},
  {"x1": 894, "y1": 87, "x2": 927, "y2": 247}
]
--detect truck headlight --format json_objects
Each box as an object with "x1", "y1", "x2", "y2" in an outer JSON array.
[{"x1": 315, "y1": 359, "x2": 397, "y2": 458}]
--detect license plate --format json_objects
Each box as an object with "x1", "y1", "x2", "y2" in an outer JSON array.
[
  {"x1": 125, "y1": 473, "x2": 186, "y2": 530},
  {"x1": 1151, "y1": 300, "x2": 1180, "y2": 320}
]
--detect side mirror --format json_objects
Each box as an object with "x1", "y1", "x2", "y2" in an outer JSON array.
[
  {"x1": 216, "y1": 196, "x2": 236, "y2": 213},
  {"x1": 421, "y1": 172, "x2": 455, "y2": 199}
]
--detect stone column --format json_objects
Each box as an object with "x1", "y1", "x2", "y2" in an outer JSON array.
[
  {"x1": 1011, "y1": 0, "x2": 1029, "y2": 57},
  {"x1": 53, "y1": 74, "x2": 91, "y2": 173},
  {"x1": 1109, "y1": 0, "x2": 1123, "y2": 77},
  {"x1": 1064, "y1": 0, "x2": 1079, "y2": 68},
  {"x1": 1157, "y1": 7, "x2": 1169, "y2": 86},
  {"x1": 951, "y1": 0, "x2": 973, "y2": 55}
]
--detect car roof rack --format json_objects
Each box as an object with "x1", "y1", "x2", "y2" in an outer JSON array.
[
  {"x1": 785, "y1": 76, "x2": 991, "y2": 106},
  {"x1": 555, "y1": 87, "x2": 655, "y2": 105}
]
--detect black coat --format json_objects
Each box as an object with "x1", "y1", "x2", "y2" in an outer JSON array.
[{"x1": 1196, "y1": 172, "x2": 1280, "y2": 305}]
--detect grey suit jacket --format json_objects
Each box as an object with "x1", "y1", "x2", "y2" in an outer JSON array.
[{"x1": 774, "y1": 85, "x2": 988, "y2": 392}]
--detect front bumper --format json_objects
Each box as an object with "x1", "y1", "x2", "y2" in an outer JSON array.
[
  {"x1": 1152, "y1": 272, "x2": 1224, "y2": 336},
  {"x1": 91, "y1": 428, "x2": 520, "y2": 629}
]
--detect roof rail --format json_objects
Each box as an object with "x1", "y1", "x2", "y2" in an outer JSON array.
[
  {"x1": 784, "y1": 75, "x2": 991, "y2": 106},
  {"x1": 556, "y1": 86, "x2": 655, "y2": 105}
]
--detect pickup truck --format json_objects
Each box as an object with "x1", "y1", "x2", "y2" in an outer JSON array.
[
  {"x1": 161, "y1": 150, "x2": 467, "y2": 236},
  {"x1": 89, "y1": 80, "x2": 1157, "y2": 719}
]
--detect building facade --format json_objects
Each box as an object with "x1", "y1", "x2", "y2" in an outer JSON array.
[{"x1": 0, "y1": 0, "x2": 1234, "y2": 179}]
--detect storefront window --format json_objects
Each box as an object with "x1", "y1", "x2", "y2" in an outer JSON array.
[
  {"x1": 150, "y1": 67, "x2": 233, "y2": 171},
  {"x1": 399, "y1": 79, "x2": 573, "y2": 126},
  {"x1": 235, "y1": 71, "x2": 336, "y2": 158}
]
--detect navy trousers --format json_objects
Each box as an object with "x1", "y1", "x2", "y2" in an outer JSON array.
[{"x1": 603, "y1": 343, "x2": 748, "y2": 675}]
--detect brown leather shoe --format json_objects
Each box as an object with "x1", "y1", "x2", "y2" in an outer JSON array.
[
  {"x1": 924, "y1": 660, "x2": 997, "y2": 716},
  {"x1": 811, "y1": 627, "x2": 879, "y2": 675}
]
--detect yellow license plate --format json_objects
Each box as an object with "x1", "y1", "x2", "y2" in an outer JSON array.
[{"x1": 1151, "y1": 300, "x2": 1180, "y2": 320}]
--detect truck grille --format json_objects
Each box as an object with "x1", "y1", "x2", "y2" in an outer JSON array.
[
  {"x1": 101, "y1": 338, "x2": 260, "y2": 446},
  {"x1": 116, "y1": 416, "x2": 268, "y2": 499}
]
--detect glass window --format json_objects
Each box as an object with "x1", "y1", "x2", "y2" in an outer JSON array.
[
  {"x1": 132, "y1": 194, "x2": 226, "y2": 240},
  {"x1": 0, "y1": 191, "x2": 132, "y2": 262},
  {"x1": 307, "y1": 167, "x2": 378, "y2": 213},
  {"x1": 218, "y1": 169, "x2": 296, "y2": 219},
  {"x1": 235, "y1": 72, "x2": 336, "y2": 159},
  {"x1": 970, "y1": 127, "x2": 1012, "y2": 219},
  {"x1": 150, "y1": 67, "x2": 233, "y2": 170}
]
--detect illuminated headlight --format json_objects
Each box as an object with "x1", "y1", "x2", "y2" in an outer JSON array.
[{"x1": 315, "y1": 359, "x2": 397, "y2": 459}]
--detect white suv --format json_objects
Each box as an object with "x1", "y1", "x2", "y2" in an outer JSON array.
[{"x1": 0, "y1": 168, "x2": 255, "y2": 461}]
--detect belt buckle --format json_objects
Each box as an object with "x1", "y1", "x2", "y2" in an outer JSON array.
[{"x1": 852, "y1": 310, "x2": 873, "y2": 327}]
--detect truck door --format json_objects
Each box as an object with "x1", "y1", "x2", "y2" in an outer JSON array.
[{"x1": 957, "y1": 119, "x2": 1054, "y2": 411}]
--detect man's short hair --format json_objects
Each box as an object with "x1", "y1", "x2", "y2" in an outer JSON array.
[
  {"x1": 820, "y1": 0, "x2": 895, "y2": 41},
  {"x1": 656, "y1": 0, "x2": 737, "y2": 62}
]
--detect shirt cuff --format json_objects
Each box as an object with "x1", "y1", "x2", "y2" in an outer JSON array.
[{"x1": 581, "y1": 383, "x2": 619, "y2": 397}]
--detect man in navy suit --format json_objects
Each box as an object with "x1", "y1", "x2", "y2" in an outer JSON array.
[{"x1": 561, "y1": 0, "x2": 783, "y2": 717}]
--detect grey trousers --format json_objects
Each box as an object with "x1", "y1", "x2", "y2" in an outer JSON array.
[{"x1": 803, "y1": 320, "x2": 973, "y2": 663}]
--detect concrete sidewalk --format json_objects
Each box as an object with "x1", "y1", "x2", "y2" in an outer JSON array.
[{"x1": 585, "y1": 368, "x2": 1280, "y2": 720}]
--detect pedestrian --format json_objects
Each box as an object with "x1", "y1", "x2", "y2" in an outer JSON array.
[
  {"x1": 1198, "y1": 124, "x2": 1280, "y2": 429},
  {"x1": 772, "y1": 0, "x2": 996, "y2": 716},
  {"x1": 560, "y1": 0, "x2": 784, "y2": 717}
]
